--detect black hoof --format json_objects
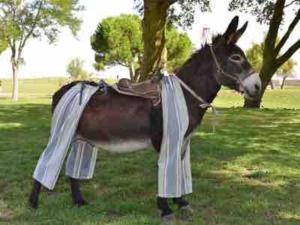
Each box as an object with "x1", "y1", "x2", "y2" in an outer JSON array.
[
  {"x1": 173, "y1": 197, "x2": 189, "y2": 208},
  {"x1": 28, "y1": 195, "x2": 38, "y2": 209},
  {"x1": 161, "y1": 213, "x2": 176, "y2": 224},
  {"x1": 178, "y1": 205, "x2": 194, "y2": 221},
  {"x1": 74, "y1": 198, "x2": 87, "y2": 207}
]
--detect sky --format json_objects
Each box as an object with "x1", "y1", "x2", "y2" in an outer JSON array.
[{"x1": 0, "y1": 0, "x2": 299, "y2": 78}]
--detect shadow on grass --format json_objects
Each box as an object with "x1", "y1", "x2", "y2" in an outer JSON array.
[{"x1": 0, "y1": 104, "x2": 299, "y2": 224}]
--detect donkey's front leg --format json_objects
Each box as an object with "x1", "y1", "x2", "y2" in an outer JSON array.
[
  {"x1": 29, "y1": 179, "x2": 41, "y2": 209},
  {"x1": 157, "y1": 197, "x2": 175, "y2": 220},
  {"x1": 69, "y1": 178, "x2": 87, "y2": 207}
]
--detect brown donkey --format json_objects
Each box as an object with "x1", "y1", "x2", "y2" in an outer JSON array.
[{"x1": 29, "y1": 16, "x2": 261, "y2": 219}]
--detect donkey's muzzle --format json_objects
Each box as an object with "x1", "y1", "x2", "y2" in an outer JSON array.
[{"x1": 242, "y1": 73, "x2": 262, "y2": 100}]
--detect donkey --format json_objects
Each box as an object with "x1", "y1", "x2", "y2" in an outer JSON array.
[{"x1": 29, "y1": 16, "x2": 261, "y2": 219}]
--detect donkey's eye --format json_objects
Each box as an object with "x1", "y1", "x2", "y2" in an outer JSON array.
[{"x1": 230, "y1": 55, "x2": 242, "y2": 62}]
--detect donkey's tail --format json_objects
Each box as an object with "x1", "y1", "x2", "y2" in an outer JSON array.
[{"x1": 51, "y1": 80, "x2": 98, "y2": 113}]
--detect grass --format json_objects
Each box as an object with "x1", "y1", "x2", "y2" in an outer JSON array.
[{"x1": 0, "y1": 79, "x2": 299, "y2": 225}]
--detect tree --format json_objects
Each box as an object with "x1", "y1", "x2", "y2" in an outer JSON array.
[
  {"x1": 246, "y1": 41, "x2": 296, "y2": 89},
  {"x1": 230, "y1": 0, "x2": 300, "y2": 108},
  {"x1": 67, "y1": 58, "x2": 90, "y2": 80},
  {"x1": 246, "y1": 42, "x2": 264, "y2": 73},
  {"x1": 0, "y1": 35, "x2": 8, "y2": 53},
  {"x1": 0, "y1": 21, "x2": 8, "y2": 53},
  {"x1": 166, "y1": 24, "x2": 193, "y2": 72},
  {"x1": 134, "y1": 0, "x2": 210, "y2": 81},
  {"x1": 91, "y1": 14, "x2": 143, "y2": 81},
  {"x1": 91, "y1": 14, "x2": 193, "y2": 81},
  {"x1": 278, "y1": 59, "x2": 297, "y2": 89},
  {"x1": 0, "y1": 0, "x2": 83, "y2": 101}
]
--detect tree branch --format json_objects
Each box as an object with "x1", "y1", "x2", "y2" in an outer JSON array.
[
  {"x1": 19, "y1": 0, "x2": 43, "y2": 51},
  {"x1": 264, "y1": 0, "x2": 286, "y2": 52},
  {"x1": 276, "y1": 38, "x2": 300, "y2": 67},
  {"x1": 116, "y1": 60, "x2": 128, "y2": 67},
  {"x1": 285, "y1": 0, "x2": 298, "y2": 8},
  {"x1": 168, "y1": 0, "x2": 178, "y2": 6},
  {"x1": 275, "y1": 9, "x2": 300, "y2": 55}
]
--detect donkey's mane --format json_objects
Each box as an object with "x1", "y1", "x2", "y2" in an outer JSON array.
[{"x1": 177, "y1": 34, "x2": 222, "y2": 77}]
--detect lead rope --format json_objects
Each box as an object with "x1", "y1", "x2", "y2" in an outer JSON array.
[{"x1": 173, "y1": 75, "x2": 218, "y2": 116}]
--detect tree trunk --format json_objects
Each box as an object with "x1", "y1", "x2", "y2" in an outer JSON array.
[
  {"x1": 11, "y1": 58, "x2": 19, "y2": 101},
  {"x1": 244, "y1": 62, "x2": 276, "y2": 108},
  {"x1": 244, "y1": 0, "x2": 285, "y2": 108},
  {"x1": 129, "y1": 62, "x2": 135, "y2": 81},
  {"x1": 243, "y1": 78, "x2": 269, "y2": 108},
  {"x1": 269, "y1": 80, "x2": 275, "y2": 89},
  {"x1": 280, "y1": 76, "x2": 288, "y2": 89},
  {"x1": 140, "y1": 0, "x2": 169, "y2": 81}
]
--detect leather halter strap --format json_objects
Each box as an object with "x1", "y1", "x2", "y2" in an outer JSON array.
[{"x1": 209, "y1": 45, "x2": 254, "y2": 89}]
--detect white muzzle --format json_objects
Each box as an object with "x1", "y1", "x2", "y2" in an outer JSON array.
[{"x1": 242, "y1": 73, "x2": 262, "y2": 100}]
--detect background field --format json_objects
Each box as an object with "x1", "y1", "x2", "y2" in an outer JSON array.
[{"x1": 0, "y1": 79, "x2": 299, "y2": 225}]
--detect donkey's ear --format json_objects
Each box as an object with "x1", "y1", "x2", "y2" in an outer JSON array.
[
  {"x1": 223, "y1": 16, "x2": 239, "y2": 40},
  {"x1": 227, "y1": 21, "x2": 248, "y2": 45}
]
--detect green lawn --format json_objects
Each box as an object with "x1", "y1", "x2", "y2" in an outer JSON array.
[{"x1": 0, "y1": 79, "x2": 299, "y2": 225}]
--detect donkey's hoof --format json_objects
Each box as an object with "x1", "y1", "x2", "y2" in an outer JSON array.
[
  {"x1": 29, "y1": 200, "x2": 38, "y2": 209},
  {"x1": 161, "y1": 213, "x2": 176, "y2": 224},
  {"x1": 178, "y1": 205, "x2": 194, "y2": 221},
  {"x1": 28, "y1": 196, "x2": 38, "y2": 209},
  {"x1": 74, "y1": 199, "x2": 87, "y2": 207}
]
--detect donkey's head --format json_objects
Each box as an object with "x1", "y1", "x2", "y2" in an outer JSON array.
[{"x1": 211, "y1": 16, "x2": 261, "y2": 100}]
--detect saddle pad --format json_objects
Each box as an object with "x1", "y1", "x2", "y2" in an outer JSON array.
[{"x1": 111, "y1": 84, "x2": 161, "y2": 106}]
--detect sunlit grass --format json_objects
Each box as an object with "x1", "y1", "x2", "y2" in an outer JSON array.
[{"x1": 0, "y1": 79, "x2": 299, "y2": 224}]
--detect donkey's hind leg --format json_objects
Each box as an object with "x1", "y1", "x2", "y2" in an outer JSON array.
[
  {"x1": 173, "y1": 197, "x2": 194, "y2": 220},
  {"x1": 157, "y1": 197, "x2": 174, "y2": 218},
  {"x1": 69, "y1": 177, "x2": 87, "y2": 207},
  {"x1": 29, "y1": 179, "x2": 41, "y2": 209},
  {"x1": 173, "y1": 197, "x2": 189, "y2": 208}
]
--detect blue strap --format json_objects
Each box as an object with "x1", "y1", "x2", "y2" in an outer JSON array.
[{"x1": 99, "y1": 80, "x2": 109, "y2": 94}]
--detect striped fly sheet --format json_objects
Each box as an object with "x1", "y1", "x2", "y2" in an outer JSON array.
[
  {"x1": 33, "y1": 77, "x2": 192, "y2": 198},
  {"x1": 158, "y1": 76, "x2": 192, "y2": 198},
  {"x1": 33, "y1": 83, "x2": 98, "y2": 190}
]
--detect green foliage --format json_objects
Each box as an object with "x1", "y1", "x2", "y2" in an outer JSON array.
[
  {"x1": 229, "y1": 0, "x2": 276, "y2": 23},
  {"x1": 91, "y1": 14, "x2": 143, "y2": 70},
  {"x1": 166, "y1": 25, "x2": 193, "y2": 71},
  {"x1": 0, "y1": 21, "x2": 8, "y2": 53},
  {"x1": 168, "y1": 0, "x2": 211, "y2": 28},
  {"x1": 231, "y1": 0, "x2": 300, "y2": 107},
  {"x1": 134, "y1": 0, "x2": 211, "y2": 28},
  {"x1": 0, "y1": 0, "x2": 83, "y2": 100},
  {"x1": 0, "y1": 0, "x2": 83, "y2": 45},
  {"x1": 246, "y1": 42, "x2": 264, "y2": 72},
  {"x1": 278, "y1": 59, "x2": 297, "y2": 76},
  {"x1": 0, "y1": 38, "x2": 8, "y2": 53},
  {"x1": 246, "y1": 40, "x2": 296, "y2": 76},
  {"x1": 91, "y1": 14, "x2": 193, "y2": 73},
  {"x1": 229, "y1": 0, "x2": 300, "y2": 23},
  {"x1": 67, "y1": 58, "x2": 90, "y2": 80}
]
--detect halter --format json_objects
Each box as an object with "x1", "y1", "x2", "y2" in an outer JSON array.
[
  {"x1": 209, "y1": 44, "x2": 255, "y2": 90},
  {"x1": 174, "y1": 45, "x2": 253, "y2": 115}
]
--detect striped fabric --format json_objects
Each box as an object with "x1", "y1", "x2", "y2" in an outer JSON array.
[
  {"x1": 33, "y1": 77, "x2": 192, "y2": 198},
  {"x1": 33, "y1": 83, "x2": 99, "y2": 190},
  {"x1": 65, "y1": 139, "x2": 98, "y2": 179},
  {"x1": 158, "y1": 76, "x2": 192, "y2": 198}
]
